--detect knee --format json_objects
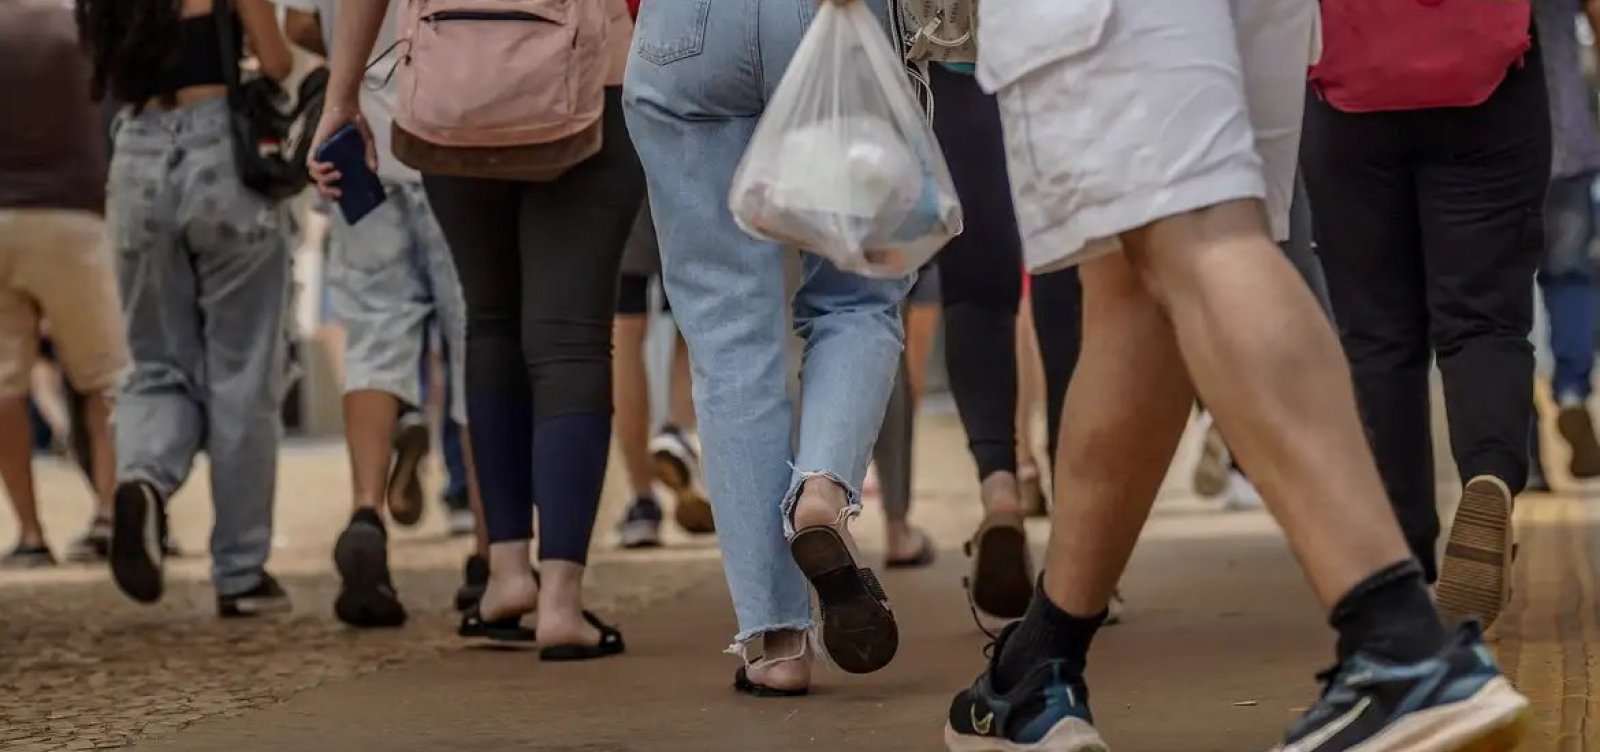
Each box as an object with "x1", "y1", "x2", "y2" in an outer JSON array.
[{"x1": 523, "y1": 319, "x2": 612, "y2": 415}]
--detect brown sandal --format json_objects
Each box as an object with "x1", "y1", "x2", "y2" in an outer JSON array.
[{"x1": 788, "y1": 509, "x2": 899, "y2": 674}]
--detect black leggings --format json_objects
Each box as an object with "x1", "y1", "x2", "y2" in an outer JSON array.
[
  {"x1": 422, "y1": 88, "x2": 645, "y2": 564},
  {"x1": 930, "y1": 65, "x2": 1082, "y2": 481}
]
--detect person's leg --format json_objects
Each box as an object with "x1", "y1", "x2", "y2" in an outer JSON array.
[
  {"x1": 18, "y1": 209, "x2": 129, "y2": 561},
  {"x1": 613, "y1": 272, "x2": 664, "y2": 548},
  {"x1": 184, "y1": 141, "x2": 292, "y2": 610},
  {"x1": 667, "y1": 329, "x2": 695, "y2": 430},
  {"x1": 1537, "y1": 172, "x2": 1600, "y2": 477},
  {"x1": 518, "y1": 88, "x2": 644, "y2": 650},
  {"x1": 423, "y1": 174, "x2": 539, "y2": 624},
  {"x1": 1029, "y1": 267, "x2": 1082, "y2": 475},
  {"x1": 1416, "y1": 56, "x2": 1550, "y2": 629},
  {"x1": 903, "y1": 275, "x2": 941, "y2": 405},
  {"x1": 626, "y1": 0, "x2": 816, "y2": 686},
  {"x1": 105, "y1": 131, "x2": 205, "y2": 603},
  {"x1": 872, "y1": 353, "x2": 923, "y2": 562},
  {"x1": 1301, "y1": 94, "x2": 1440, "y2": 577},
  {"x1": 0, "y1": 215, "x2": 47, "y2": 557}
]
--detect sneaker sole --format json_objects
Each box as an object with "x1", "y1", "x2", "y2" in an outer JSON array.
[
  {"x1": 1557, "y1": 408, "x2": 1600, "y2": 479},
  {"x1": 386, "y1": 422, "x2": 430, "y2": 527},
  {"x1": 1276, "y1": 676, "x2": 1528, "y2": 752},
  {"x1": 1437, "y1": 476, "x2": 1513, "y2": 631},
  {"x1": 790, "y1": 526, "x2": 898, "y2": 674},
  {"x1": 943, "y1": 717, "x2": 1108, "y2": 752},
  {"x1": 333, "y1": 523, "x2": 406, "y2": 628},
  {"x1": 968, "y1": 518, "x2": 1033, "y2": 620},
  {"x1": 110, "y1": 483, "x2": 163, "y2": 603}
]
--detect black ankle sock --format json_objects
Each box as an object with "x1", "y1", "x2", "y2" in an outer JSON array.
[
  {"x1": 1329, "y1": 559, "x2": 1449, "y2": 664},
  {"x1": 351, "y1": 507, "x2": 384, "y2": 531},
  {"x1": 993, "y1": 580, "x2": 1106, "y2": 692}
]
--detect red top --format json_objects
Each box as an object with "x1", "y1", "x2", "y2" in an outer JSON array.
[{"x1": 628, "y1": 0, "x2": 640, "y2": 18}]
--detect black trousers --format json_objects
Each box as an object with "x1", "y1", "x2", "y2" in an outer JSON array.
[{"x1": 1302, "y1": 56, "x2": 1550, "y2": 579}]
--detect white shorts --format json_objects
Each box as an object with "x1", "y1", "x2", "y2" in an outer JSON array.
[{"x1": 976, "y1": 0, "x2": 1321, "y2": 272}]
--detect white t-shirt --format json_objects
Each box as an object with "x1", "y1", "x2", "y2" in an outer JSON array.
[{"x1": 275, "y1": 0, "x2": 418, "y2": 182}]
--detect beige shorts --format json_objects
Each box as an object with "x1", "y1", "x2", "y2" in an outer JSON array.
[
  {"x1": 976, "y1": 0, "x2": 1321, "y2": 272},
  {"x1": 0, "y1": 209, "x2": 129, "y2": 397}
]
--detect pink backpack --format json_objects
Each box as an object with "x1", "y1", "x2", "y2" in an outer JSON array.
[{"x1": 391, "y1": 0, "x2": 610, "y2": 181}]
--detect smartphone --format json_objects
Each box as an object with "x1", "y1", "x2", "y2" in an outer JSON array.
[{"x1": 314, "y1": 123, "x2": 386, "y2": 225}]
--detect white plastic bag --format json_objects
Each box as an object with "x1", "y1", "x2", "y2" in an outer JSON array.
[{"x1": 729, "y1": 0, "x2": 963, "y2": 279}]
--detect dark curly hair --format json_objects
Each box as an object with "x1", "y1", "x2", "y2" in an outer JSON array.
[{"x1": 75, "y1": 0, "x2": 182, "y2": 106}]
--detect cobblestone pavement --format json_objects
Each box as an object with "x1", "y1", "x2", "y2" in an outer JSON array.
[{"x1": 0, "y1": 441, "x2": 723, "y2": 752}]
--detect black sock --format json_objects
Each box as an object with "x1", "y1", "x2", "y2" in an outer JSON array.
[
  {"x1": 993, "y1": 580, "x2": 1106, "y2": 692},
  {"x1": 351, "y1": 507, "x2": 385, "y2": 532},
  {"x1": 1329, "y1": 559, "x2": 1449, "y2": 664}
]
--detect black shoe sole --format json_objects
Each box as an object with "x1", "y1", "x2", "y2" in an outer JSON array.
[
  {"x1": 733, "y1": 667, "x2": 809, "y2": 698},
  {"x1": 969, "y1": 521, "x2": 1033, "y2": 619},
  {"x1": 789, "y1": 526, "x2": 898, "y2": 674},
  {"x1": 334, "y1": 523, "x2": 406, "y2": 628},
  {"x1": 110, "y1": 482, "x2": 163, "y2": 604},
  {"x1": 387, "y1": 423, "x2": 430, "y2": 527}
]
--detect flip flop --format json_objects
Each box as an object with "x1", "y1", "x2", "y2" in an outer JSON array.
[
  {"x1": 965, "y1": 512, "x2": 1033, "y2": 620},
  {"x1": 885, "y1": 529, "x2": 937, "y2": 569},
  {"x1": 539, "y1": 611, "x2": 625, "y2": 661},
  {"x1": 789, "y1": 514, "x2": 899, "y2": 674},
  {"x1": 458, "y1": 606, "x2": 537, "y2": 643},
  {"x1": 733, "y1": 666, "x2": 810, "y2": 698}
]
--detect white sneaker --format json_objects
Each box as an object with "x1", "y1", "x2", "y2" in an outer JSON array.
[{"x1": 1222, "y1": 471, "x2": 1263, "y2": 511}]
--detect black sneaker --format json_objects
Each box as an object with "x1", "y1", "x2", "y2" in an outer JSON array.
[
  {"x1": 110, "y1": 480, "x2": 166, "y2": 603},
  {"x1": 1, "y1": 543, "x2": 57, "y2": 569},
  {"x1": 1274, "y1": 623, "x2": 1527, "y2": 752},
  {"x1": 618, "y1": 497, "x2": 664, "y2": 549},
  {"x1": 944, "y1": 624, "x2": 1107, "y2": 752},
  {"x1": 333, "y1": 510, "x2": 406, "y2": 628},
  {"x1": 218, "y1": 573, "x2": 292, "y2": 618},
  {"x1": 454, "y1": 553, "x2": 489, "y2": 613},
  {"x1": 386, "y1": 413, "x2": 430, "y2": 527}
]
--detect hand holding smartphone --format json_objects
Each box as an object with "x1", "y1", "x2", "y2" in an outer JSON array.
[{"x1": 313, "y1": 123, "x2": 387, "y2": 224}]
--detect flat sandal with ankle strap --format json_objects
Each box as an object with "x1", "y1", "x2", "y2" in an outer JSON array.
[{"x1": 788, "y1": 506, "x2": 899, "y2": 674}]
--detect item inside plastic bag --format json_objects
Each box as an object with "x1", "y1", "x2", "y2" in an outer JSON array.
[{"x1": 729, "y1": 0, "x2": 963, "y2": 279}]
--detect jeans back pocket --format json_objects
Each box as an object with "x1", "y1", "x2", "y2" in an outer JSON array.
[{"x1": 634, "y1": 0, "x2": 712, "y2": 65}]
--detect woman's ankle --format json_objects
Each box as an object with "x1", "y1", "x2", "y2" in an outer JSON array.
[
  {"x1": 980, "y1": 471, "x2": 1023, "y2": 515},
  {"x1": 791, "y1": 475, "x2": 849, "y2": 530}
]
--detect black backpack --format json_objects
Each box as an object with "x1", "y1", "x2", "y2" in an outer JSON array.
[{"x1": 213, "y1": 0, "x2": 327, "y2": 201}]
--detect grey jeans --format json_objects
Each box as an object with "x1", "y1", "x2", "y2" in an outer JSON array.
[{"x1": 108, "y1": 100, "x2": 289, "y2": 596}]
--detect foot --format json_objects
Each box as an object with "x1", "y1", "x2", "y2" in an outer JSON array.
[
  {"x1": 1221, "y1": 470, "x2": 1264, "y2": 511},
  {"x1": 788, "y1": 477, "x2": 898, "y2": 674},
  {"x1": 1273, "y1": 624, "x2": 1527, "y2": 752},
  {"x1": 110, "y1": 480, "x2": 165, "y2": 604},
  {"x1": 386, "y1": 412, "x2": 430, "y2": 527},
  {"x1": 736, "y1": 631, "x2": 812, "y2": 696},
  {"x1": 945, "y1": 624, "x2": 1106, "y2": 752},
  {"x1": 217, "y1": 573, "x2": 292, "y2": 618},
  {"x1": 1192, "y1": 421, "x2": 1231, "y2": 498},
  {"x1": 480, "y1": 570, "x2": 539, "y2": 622},
  {"x1": 1557, "y1": 402, "x2": 1600, "y2": 479},
  {"x1": 333, "y1": 510, "x2": 406, "y2": 628},
  {"x1": 617, "y1": 496, "x2": 664, "y2": 549},
  {"x1": 454, "y1": 553, "x2": 489, "y2": 613},
  {"x1": 966, "y1": 512, "x2": 1033, "y2": 621},
  {"x1": 650, "y1": 427, "x2": 714, "y2": 535},
  {"x1": 1437, "y1": 476, "x2": 1514, "y2": 632},
  {"x1": 1, "y1": 542, "x2": 57, "y2": 569},
  {"x1": 1104, "y1": 590, "x2": 1126, "y2": 627},
  {"x1": 886, "y1": 524, "x2": 937, "y2": 568},
  {"x1": 64, "y1": 517, "x2": 111, "y2": 562},
  {"x1": 536, "y1": 608, "x2": 605, "y2": 649}
]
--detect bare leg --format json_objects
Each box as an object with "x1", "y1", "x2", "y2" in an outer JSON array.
[
  {"x1": 904, "y1": 303, "x2": 941, "y2": 406},
  {"x1": 1015, "y1": 297, "x2": 1045, "y2": 477},
  {"x1": 82, "y1": 392, "x2": 116, "y2": 520},
  {"x1": 536, "y1": 560, "x2": 602, "y2": 646},
  {"x1": 461, "y1": 432, "x2": 489, "y2": 557},
  {"x1": 667, "y1": 332, "x2": 695, "y2": 430},
  {"x1": 1118, "y1": 200, "x2": 1411, "y2": 608},
  {"x1": 342, "y1": 390, "x2": 401, "y2": 512},
  {"x1": 1043, "y1": 255, "x2": 1196, "y2": 615},
  {"x1": 612, "y1": 315, "x2": 655, "y2": 498},
  {"x1": 0, "y1": 397, "x2": 43, "y2": 546}
]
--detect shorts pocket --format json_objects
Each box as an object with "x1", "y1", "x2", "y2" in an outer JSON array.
[
  {"x1": 633, "y1": 0, "x2": 712, "y2": 65},
  {"x1": 976, "y1": 0, "x2": 1112, "y2": 92}
]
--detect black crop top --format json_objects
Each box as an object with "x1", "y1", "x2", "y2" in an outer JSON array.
[{"x1": 148, "y1": 13, "x2": 241, "y2": 98}]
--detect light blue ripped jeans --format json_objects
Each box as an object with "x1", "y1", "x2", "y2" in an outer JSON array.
[
  {"x1": 108, "y1": 100, "x2": 289, "y2": 597},
  {"x1": 624, "y1": 0, "x2": 908, "y2": 647}
]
